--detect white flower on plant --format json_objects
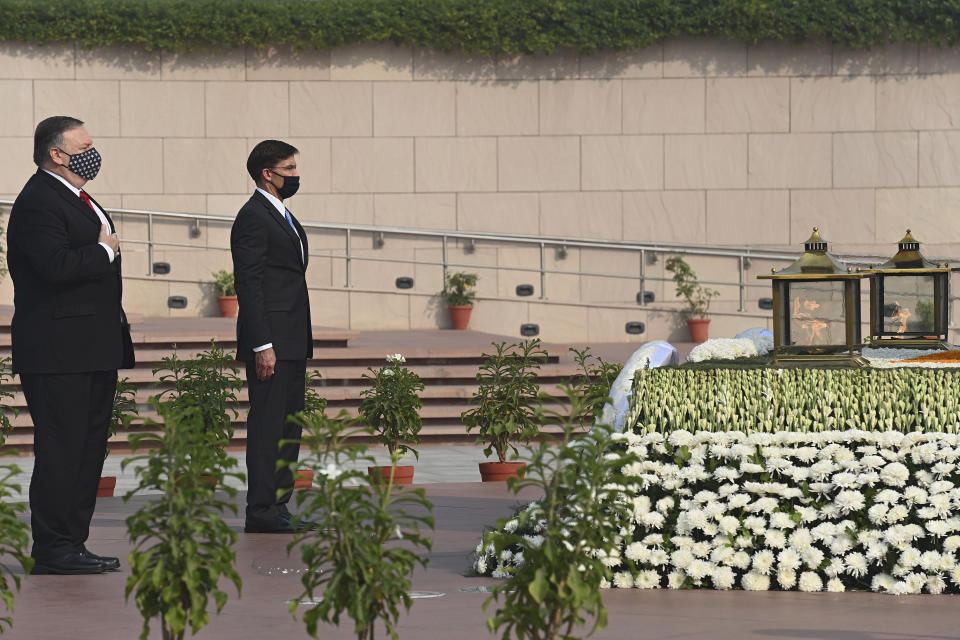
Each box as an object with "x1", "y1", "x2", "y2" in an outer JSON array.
[
  {"x1": 871, "y1": 573, "x2": 895, "y2": 592},
  {"x1": 718, "y1": 515, "x2": 739, "y2": 536},
  {"x1": 492, "y1": 565, "x2": 509, "y2": 579},
  {"x1": 798, "y1": 571, "x2": 823, "y2": 592},
  {"x1": 873, "y1": 488, "x2": 901, "y2": 503},
  {"x1": 765, "y1": 530, "x2": 787, "y2": 549},
  {"x1": 834, "y1": 490, "x2": 866, "y2": 513},
  {"x1": 613, "y1": 571, "x2": 634, "y2": 589},
  {"x1": 635, "y1": 570, "x2": 661, "y2": 589},
  {"x1": 926, "y1": 574, "x2": 947, "y2": 595},
  {"x1": 866, "y1": 542, "x2": 890, "y2": 563},
  {"x1": 787, "y1": 528, "x2": 813, "y2": 550},
  {"x1": 712, "y1": 565, "x2": 736, "y2": 590},
  {"x1": 824, "y1": 558, "x2": 845, "y2": 578},
  {"x1": 523, "y1": 534, "x2": 544, "y2": 548},
  {"x1": 885, "y1": 504, "x2": 909, "y2": 524},
  {"x1": 904, "y1": 486, "x2": 929, "y2": 505},
  {"x1": 741, "y1": 572, "x2": 770, "y2": 591},
  {"x1": 624, "y1": 542, "x2": 649, "y2": 563},
  {"x1": 845, "y1": 552, "x2": 868, "y2": 578},
  {"x1": 475, "y1": 557, "x2": 488, "y2": 574},
  {"x1": 670, "y1": 548, "x2": 694, "y2": 570},
  {"x1": 649, "y1": 549, "x2": 669, "y2": 566},
  {"x1": 386, "y1": 353, "x2": 405, "y2": 364},
  {"x1": 867, "y1": 504, "x2": 888, "y2": 525},
  {"x1": 317, "y1": 462, "x2": 343, "y2": 479},
  {"x1": 826, "y1": 577, "x2": 845, "y2": 592},
  {"x1": 768, "y1": 512, "x2": 796, "y2": 530},
  {"x1": 778, "y1": 548, "x2": 802, "y2": 571},
  {"x1": 879, "y1": 462, "x2": 910, "y2": 487},
  {"x1": 777, "y1": 568, "x2": 797, "y2": 589},
  {"x1": 667, "y1": 571, "x2": 686, "y2": 589},
  {"x1": 656, "y1": 497, "x2": 674, "y2": 514},
  {"x1": 686, "y1": 559, "x2": 713, "y2": 580},
  {"x1": 944, "y1": 536, "x2": 960, "y2": 553}
]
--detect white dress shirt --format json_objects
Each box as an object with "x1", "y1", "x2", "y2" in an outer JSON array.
[
  {"x1": 251, "y1": 188, "x2": 304, "y2": 354},
  {"x1": 42, "y1": 168, "x2": 115, "y2": 263}
]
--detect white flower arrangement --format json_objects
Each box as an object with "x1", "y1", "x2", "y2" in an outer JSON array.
[
  {"x1": 687, "y1": 338, "x2": 759, "y2": 363},
  {"x1": 473, "y1": 429, "x2": 960, "y2": 595}
]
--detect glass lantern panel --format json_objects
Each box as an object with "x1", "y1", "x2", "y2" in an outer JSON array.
[
  {"x1": 881, "y1": 274, "x2": 936, "y2": 335},
  {"x1": 787, "y1": 281, "x2": 847, "y2": 346}
]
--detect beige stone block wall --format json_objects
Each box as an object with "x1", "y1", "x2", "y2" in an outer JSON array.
[{"x1": 7, "y1": 38, "x2": 960, "y2": 341}]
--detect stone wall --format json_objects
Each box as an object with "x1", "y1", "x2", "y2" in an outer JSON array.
[{"x1": 1, "y1": 37, "x2": 959, "y2": 342}]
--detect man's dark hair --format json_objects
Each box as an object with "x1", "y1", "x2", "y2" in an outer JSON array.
[
  {"x1": 33, "y1": 116, "x2": 84, "y2": 167},
  {"x1": 246, "y1": 140, "x2": 299, "y2": 184}
]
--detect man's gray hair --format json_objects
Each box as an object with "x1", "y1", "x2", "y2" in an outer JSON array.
[{"x1": 33, "y1": 116, "x2": 84, "y2": 167}]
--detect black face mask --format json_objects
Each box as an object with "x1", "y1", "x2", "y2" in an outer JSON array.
[{"x1": 274, "y1": 174, "x2": 300, "y2": 199}]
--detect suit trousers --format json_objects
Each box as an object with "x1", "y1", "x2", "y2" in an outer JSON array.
[
  {"x1": 245, "y1": 359, "x2": 306, "y2": 521},
  {"x1": 21, "y1": 370, "x2": 117, "y2": 560}
]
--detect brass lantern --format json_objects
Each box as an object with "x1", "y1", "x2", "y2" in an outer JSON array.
[
  {"x1": 758, "y1": 228, "x2": 865, "y2": 365},
  {"x1": 862, "y1": 230, "x2": 950, "y2": 349}
]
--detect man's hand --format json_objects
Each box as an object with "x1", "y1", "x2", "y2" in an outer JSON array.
[
  {"x1": 255, "y1": 347, "x2": 277, "y2": 381},
  {"x1": 99, "y1": 224, "x2": 120, "y2": 255}
]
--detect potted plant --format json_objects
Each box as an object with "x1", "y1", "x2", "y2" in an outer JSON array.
[
  {"x1": 0, "y1": 355, "x2": 32, "y2": 631},
  {"x1": 441, "y1": 271, "x2": 478, "y2": 330},
  {"x1": 124, "y1": 399, "x2": 244, "y2": 640},
  {"x1": 665, "y1": 255, "x2": 720, "y2": 343},
  {"x1": 98, "y1": 377, "x2": 140, "y2": 498},
  {"x1": 286, "y1": 410, "x2": 433, "y2": 640},
  {"x1": 293, "y1": 370, "x2": 328, "y2": 489},
  {"x1": 462, "y1": 339, "x2": 547, "y2": 481},
  {"x1": 212, "y1": 269, "x2": 238, "y2": 318},
  {"x1": 358, "y1": 354, "x2": 424, "y2": 485}
]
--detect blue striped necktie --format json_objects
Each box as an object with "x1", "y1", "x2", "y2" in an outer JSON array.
[{"x1": 284, "y1": 209, "x2": 297, "y2": 234}]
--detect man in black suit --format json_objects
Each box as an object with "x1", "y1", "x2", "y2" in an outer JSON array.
[
  {"x1": 7, "y1": 116, "x2": 134, "y2": 574},
  {"x1": 231, "y1": 140, "x2": 313, "y2": 533}
]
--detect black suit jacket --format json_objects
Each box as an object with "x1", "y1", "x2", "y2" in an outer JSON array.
[
  {"x1": 6, "y1": 169, "x2": 133, "y2": 374},
  {"x1": 230, "y1": 191, "x2": 313, "y2": 362}
]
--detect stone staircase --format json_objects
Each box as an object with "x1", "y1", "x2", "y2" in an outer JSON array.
[{"x1": 0, "y1": 308, "x2": 637, "y2": 453}]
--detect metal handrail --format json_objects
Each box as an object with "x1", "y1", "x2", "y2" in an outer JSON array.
[{"x1": 0, "y1": 200, "x2": 895, "y2": 313}]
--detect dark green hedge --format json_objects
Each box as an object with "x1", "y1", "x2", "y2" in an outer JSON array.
[{"x1": 2, "y1": 0, "x2": 960, "y2": 55}]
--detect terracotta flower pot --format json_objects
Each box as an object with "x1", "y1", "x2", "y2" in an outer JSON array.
[
  {"x1": 294, "y1": 469, "x2": 314, "y2": 489},
  {"x1": 686, "y1": 317, "x2": 710, "y2": 343},
  {"x1": 367, "y1": 465, "x2": 415, "y2": 485},
  {"x1": 217, "y1": 295, "x2": 239, "y2": 318},
  {"x1": 448, "y1": 305, "x2": 473, "y2": 330},
  {"x1": 97, "y1": 476, "x2": 117, "y2": 498},
  {"x1": 478, "y1": 461, "x2": 525, "y2": 482}
]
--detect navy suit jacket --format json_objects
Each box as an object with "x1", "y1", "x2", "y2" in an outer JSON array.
[
  {"x1": 6, "y1": 169, "x2": 132, "y2": 374},
  {"x1": 230, "y1": 191, "x2": 313, "y2": 362}
]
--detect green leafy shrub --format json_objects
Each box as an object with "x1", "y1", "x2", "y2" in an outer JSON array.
[
  {"x1": 440, "y1": 271, "x2": 478, "y2": 307},
  {"x1": 123, "y1": 399, "x2": 244, "y2": 640},
  {"x1": 303, "y1": 370, "x2": 328, "y2": 420},
  {"x1": 566, "y1": 346, "x2": 622, "y2": 429},
  {"x1": 2, "y1": 0, "x2": 960, "y2": 54},
  {"x1": 463, "y1": 339, "x2": 547, "y2": 463},
  {"x1": 0, "y1": 465, "x2": 32, "y2": 634},
  {"x1": 664, "y1": 255, "x2": 719, "y2": 318},
  {"x1": 482, "y1": 388, "x2": 638, "y2": 640},
  {"x1": 628, "y1": 366, "x2": 960, "y2": 434},
  {"x1": 286, "y1": 410, "x2": 433, "y2": 640},
  {"x1": 358, "y1": 354, "x2": 424, "y2": 458},
  {"x1": 211, "y1": 270, "x2": 235, "y2": 297},
  {"x1": 0, "y1": 357, "x2": 17, "y2": 448},
  {"x1": 106, "y1": 376, "x2": 139, "y2": 458}
]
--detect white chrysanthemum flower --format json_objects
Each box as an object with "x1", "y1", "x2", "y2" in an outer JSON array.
[
  {"x1": 778, "y1": 548, "x2": 802, "y2": 571},
  {"x1": 873, "y1": 488, "x2": 901, "y2": 503},
  {"x1": 831, "y1": 472, "x2": 858, "y2": 489},
  {"x1": 802, "y1": 547, "x2": 825, "y2": 570},
  {"x1": 919, "y1": 550, "x2": 943, "y2": 572},
  {"x1": 741, "y1": 572, "x2": 770, "y2": 591},
  {"x1": 777, "y1": 568, "x2": 797, "y2": 589},
  {"x1": 898, "y1": 547, "x2": 921, "y2": 568},
  {"x1": 741, "y1": 462, "x2": 764, "y2": 474},
  {"x1": 871, "y1": 573, "x2": 895, "y2": 592},
  {"x1": 704, "y1": 501, "x2": 726, "y2": 518},
  {"x1": 879, "y1": 462, "x2": 910, "y2": 487},
  {"x1": 635, "y1": 570, "x2": 660, "y2": 589},
  {"x1": 714, "y1": 466, "x2": 741, "y2": 482},
  {"x1": 613, "y1": 571, "x2": 634, "y2": 589},
  {"x1": 692, "y1": 541, "x2": 712, "y2": 559},
  {"x1": 710, "y1": 546, "x2": 734, "y2": 565},
  {"x1": 386, "y1": 353, "x2": 405, "y2": 363},
  {"x1": 867, "y1": 503, "x2": 888, "y2": 525},
  {"x1": 819, "y1": 504, "x2": 840, "y2": 519},
  {"x1": 904, "y1": 486, "x2": 929, "y2": 505},
  {"x1": 944, "y1": 535, "x2": 960, "y2": 553},
  {"x1": 927, "y1": 520, "x2": 950, "y2": 537},
  {"x1": 927, "y1": 574, "x2": 948, "y2": 594},
  {"x1": 667, "y1": 571, "x2": 686, "y2": 589},
  {"x1": 656, "y1": 497, "x2": 675, "y2": 514},
  {"x1": 641, "y1": 512, "x2": 665, "y2": 529},
  {"x1": 712, "y1": 565, "x2": 736, "y2": 590},
  {"x1": 810, "y1": 522, "x2": 837, "y2": 541},
  {"x1": 750, "y1": 550, "x2": 775, "y2": 575},
  {"x1": 825, "y1": 577, "x2": 844, "y2": 592},
  {"x1": 768, "y1": 512, "x2": 796, "y2": 530},
  {"x1": 718, "y1": 515, "x2": 740, "y2": 536},
  {"x1": 492, "y1": 565, "x2": 510, "y2": 579},
  {"x1": 829, "y1": 535, "x2": 854, "y2": 557},
  {"x1": 845, "y1": 552, "x2": 868, "y2": 577},
  {"x1": 834, "y1": 489, "x2": 866, "y2": 513},
  {"x1": 717, "y1": 483, "x2": 739, "y2": 497},
  {"x1": 866, "y1": 541, "x2": 890, "y2": 563},
  {"x1": 744, "y1": 515, "x2": 766, "y2": 535},
  {"x1": 807, "y1": 482, "x2": 833, "y2": 497},
  {"x1": 670, "y1": 548, "x2": 694, "y2": 570},
  {"x1": 788, "y1": 528, "x2": 813, "y2": 550},
  {"x1": 824, "y1": 558, "x2": 845, "y2": 578},
  {"x1": 730, "y1": 550, "x2": 751, "y2": 570},
  {"x1": 475, "y1": 557, "x2": 488, "y2": 574},
  {"x1": 797, "y1": 571, "x2": 823, "y2": 592},
  {"x1": 886, "y1": 504, "x2": 909, "y2": 524},
  {"x1": 726, "y1": 493, "x2": 752, "y2": 509},
  {"x1": 649, "y1": 549, "x2": 669, "y2": 566},
  {"x1": 624, "y1": 542, "x2": 648, "y2": 563},
  {"x1": 523, "y1": 534, "x2": 544, "y2": 548},
  {"x1": 765, "y1": 530, "x2": 787, "y2": 549}
]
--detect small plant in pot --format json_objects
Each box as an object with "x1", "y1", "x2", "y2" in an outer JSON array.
[
  {"x1": 462, "y1": 339, "x2": 547, "y2": 481},
  {"x1": 99, "y1": 377, "x2": 140, "y2": 498},
  {"x1": 665, "y1": 255, "x2": 720, "y2": 343},
  {"x1": 441, "y1": 271, "x2": 478, "y2": 330},
  {"x1": 293, "y1": 370, "x2": 328, "y2": 489},
  {"x1": 212, "y1": 269, "x2": 238, "y2": 318},
  {"x1": 358, "y1": 354, "x2": 424, "y2": 485}
]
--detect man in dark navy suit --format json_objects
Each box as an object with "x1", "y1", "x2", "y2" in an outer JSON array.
[
  {"x1": 7, "y1": 116, "x2": 134, "y2": 574},
  {"x1": 231, "y1": 140, "x2": 313, "y2": 533}
]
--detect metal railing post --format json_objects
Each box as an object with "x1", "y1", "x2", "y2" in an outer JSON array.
[
  {"x1": 738, "y1": 255, "x2": 746, "y2": 312},
  {"x1": 146, "y1": 212, "x2": 154, "y2": 276},
  {"x1": 345, "y1": 229, "x2": 352, "y2": 288},
  {"x1": 539, "y1": 242, "x2": 546, "y2": 300},
  {"x1": 639, "y1": 249, "x2": 646, "y2": 306}
]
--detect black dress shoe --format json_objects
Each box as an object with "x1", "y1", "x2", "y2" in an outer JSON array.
[
  {"x1": 80, "y1": 546, "x2": 121, "y2": 571},
  {"x1": 278, "y1": 504, "x2": 292, "y2": 521},
  {"x1": 244, "y1": 516, "x2": 295, "y2": 534},
  {"x1": 31, "y1": 552, "x2": 107, "y2": 575}
]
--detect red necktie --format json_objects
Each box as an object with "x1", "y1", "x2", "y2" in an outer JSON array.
[{"x1": 79, "y1": 191, "x2": 96, "y2": 212}]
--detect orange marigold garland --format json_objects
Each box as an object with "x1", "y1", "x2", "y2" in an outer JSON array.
[{"x1": 898, "y1": 350, "x2": 960, "y2": 363}]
